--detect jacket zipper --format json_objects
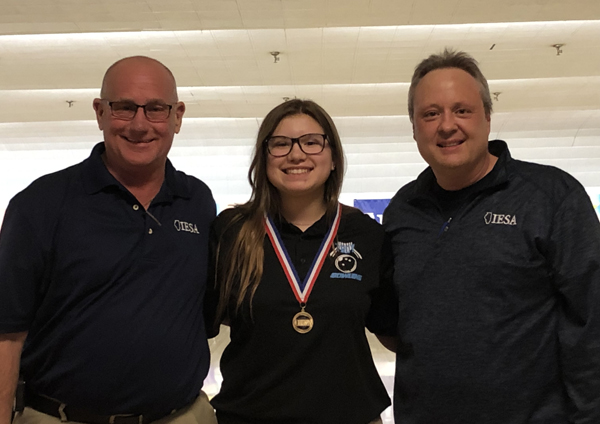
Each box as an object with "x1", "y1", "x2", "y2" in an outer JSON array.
[{"x1": 437, "y1": 217, "x2": 452, "y2": 238}]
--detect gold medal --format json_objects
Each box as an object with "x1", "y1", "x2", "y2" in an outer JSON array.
[
  {"x1": 292, "y1": 308, "x2": 314, "y2": 333},
  {"x1": 265, "y1": 204, "x2": 342, "y2": 336}
]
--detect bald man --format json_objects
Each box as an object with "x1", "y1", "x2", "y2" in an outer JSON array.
[{"x1": 0, "y1": 56, "x2": 217, "y2": 424}]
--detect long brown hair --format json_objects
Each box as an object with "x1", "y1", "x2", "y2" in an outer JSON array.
[{"x1": 215, "y1": 99, "x2": 345, "y2": 320}]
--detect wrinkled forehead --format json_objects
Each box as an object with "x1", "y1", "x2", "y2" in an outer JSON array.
[
  {"x1": 100, "y1": 58, "x2": 178, "y2": 102},
  {"x1": 415, "y1": 68, "x2": 482, "y2": 101}
]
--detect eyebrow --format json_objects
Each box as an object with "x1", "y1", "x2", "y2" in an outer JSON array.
[{"x1": 418, "y1": 101, "x2": 474, "y2": 110}]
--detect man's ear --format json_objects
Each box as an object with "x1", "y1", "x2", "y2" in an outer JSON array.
[
  {"x1": 174, "y1": 101, "x2": 186, "y2": 134},
  {"x1": 92, "y1": 98, "x2": 105, "y2": 130}
]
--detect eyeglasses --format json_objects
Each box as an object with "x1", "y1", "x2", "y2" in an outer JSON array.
[
  {"x1": 265, "y1": 133, "x2": 328, "y2": 157},
  {"x1": 104, "y1": 100, "x2": 174, "y2": 122}
]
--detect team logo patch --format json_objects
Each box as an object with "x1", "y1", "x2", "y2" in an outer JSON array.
[
  {"x1": 173, "y1": 220, "x2": 200, "y2": 234},
  {"x1": 484, "y1": 212, "x2": 517, "y2": 226},
  {"x1": 330, "y1": 241, "x2": 363, "y2": 281}
]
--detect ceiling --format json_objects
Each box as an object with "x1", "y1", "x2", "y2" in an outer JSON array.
[{"x1": 0, "y1": 0, "x2": 599, "y2": 209}]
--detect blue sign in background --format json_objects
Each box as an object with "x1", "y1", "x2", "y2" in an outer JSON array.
[{"x1": 353, "y1": 199, "x2": 391, "y2": 224}]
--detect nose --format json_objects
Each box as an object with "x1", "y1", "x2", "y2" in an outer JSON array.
[
  {"x1": 438, "y1": 112, "x2": 457, "y2": 136},
  {"x1": 129, "y1": 106, "x2": 151, "y2": 131},
  {"x1": 287, "y1": 140, "x2": 306, "y2": 161}
]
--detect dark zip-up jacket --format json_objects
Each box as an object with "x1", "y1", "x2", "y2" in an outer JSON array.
[{"x1": 384, "y1": 140, "x2": 600, "y2": 424}]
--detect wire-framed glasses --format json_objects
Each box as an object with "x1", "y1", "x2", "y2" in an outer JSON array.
[
  {"x1": 105, "y1": 100, "x2": 174, "y2": 122},
  {"x1": 265, "y1": 133, "x2": 328, "y2": 157}
]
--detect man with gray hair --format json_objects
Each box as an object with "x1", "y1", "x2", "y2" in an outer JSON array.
[
  {"x1": 0, "y1": 56, "x2": 217, "y2": 424},
  {"x1": 383, "y1": 49, "x2": 600, "y2": 423}
]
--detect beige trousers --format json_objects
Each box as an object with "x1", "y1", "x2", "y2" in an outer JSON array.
[{"x1": 14, "y1": 392, "x2": 216, "y2": 424}]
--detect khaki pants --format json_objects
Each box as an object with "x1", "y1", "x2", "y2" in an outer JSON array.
[{"x1": 14, "y1": 392, "x2": 216, "y2": 424}]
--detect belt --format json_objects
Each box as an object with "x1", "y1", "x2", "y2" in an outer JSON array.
[{"x1": 25, "y1": 390, "x2": 174, "y2": 424}]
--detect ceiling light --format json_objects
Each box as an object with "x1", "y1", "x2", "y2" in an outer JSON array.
[{"x1": 551, "y1": 44, "x2": 564, "y2": 56}]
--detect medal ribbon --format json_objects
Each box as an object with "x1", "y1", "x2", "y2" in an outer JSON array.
[{"x1": 264, "y1": 203, "x2": 342, "y2": 304}]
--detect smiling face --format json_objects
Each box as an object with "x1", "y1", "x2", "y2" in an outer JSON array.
[
  {"x1": 412, "y1": 67, "x2": 495, "y2": 190},
  {"x1": 266, "y1": 113, "x2": 334, "y2": 203},
  {"x1": 92, "y1": 57, "x2": 185, "y2": 177}
]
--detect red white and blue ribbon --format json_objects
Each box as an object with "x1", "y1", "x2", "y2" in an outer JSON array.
[{"x1": 264, "y1": 203, "x2": 342, "y2": 304}]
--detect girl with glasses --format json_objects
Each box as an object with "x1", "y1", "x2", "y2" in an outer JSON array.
[{"x1": 206, "y1": 99, "x2": 397, "y2": 424}]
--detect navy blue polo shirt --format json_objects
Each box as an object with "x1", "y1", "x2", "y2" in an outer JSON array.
[{"x1": 0, "y1": 143, "x2": 216, "y2": 416}]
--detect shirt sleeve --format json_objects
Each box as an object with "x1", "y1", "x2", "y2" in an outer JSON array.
[
  {"x1": 366, "y1": 231, "x2": 399, "y2": 337},
  {"x1": 549, "y1": 188, "x2": 600, "y2": 422},
  {"x1": 0, "y1": 199, "x2": 47, "y2": 333}
]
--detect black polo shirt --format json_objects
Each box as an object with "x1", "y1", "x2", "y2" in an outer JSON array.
[
  {"x1": 209, "y1": 205, "x2": 397, "y2": 424},
  {"x1": 0, "y1": 143, "x2": 216, "y2": 416}
]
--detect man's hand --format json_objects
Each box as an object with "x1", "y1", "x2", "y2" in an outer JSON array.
[{"x1": 0, "y1": 332, "x2": 27, "y2": 424}]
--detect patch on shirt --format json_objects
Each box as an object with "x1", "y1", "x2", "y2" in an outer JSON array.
[
  {"x1": 173, "y1": 219, "x2": 200, "y2": 234},
  {"x1": 329, "y1": 241, "x2": 363, "y2": 281},
  {"x1": 484, "y1": 212, "x2": 517, "y2": 226}
]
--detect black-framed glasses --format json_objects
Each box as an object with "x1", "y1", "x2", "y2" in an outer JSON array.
[
  {"x1": 104, "y1": 100, "x2": 174, "y2": 122},
  {"x1": 265, "y1": 133, "x2": 328, "y2": 157}
]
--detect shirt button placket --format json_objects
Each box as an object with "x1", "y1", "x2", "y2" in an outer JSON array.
[{"x1": 132, "y1": 204, "x2": 153, "y2": 235}]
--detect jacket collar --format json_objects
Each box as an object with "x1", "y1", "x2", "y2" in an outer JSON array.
[{"x1": 408, "y1": 139, "x2": 511, "y2": 202}]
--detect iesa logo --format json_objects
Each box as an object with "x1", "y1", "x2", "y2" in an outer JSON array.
[
  {"x1": 484, "y1": 212, "x2": 517, "y2": 226},
  {"x1": 173, "y1": 220, "x2": 200, "y2": 234}
]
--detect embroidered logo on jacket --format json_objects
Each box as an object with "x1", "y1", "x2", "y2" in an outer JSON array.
[
  {"x1": 484, "y1": 212, "x2": 517, "y2": 226},
  {"x1": 173, "y1": 220, "x2": 200, "y2": 234},
  {"x1": 329, "y1": 241, "x2": 363, "y2": 281}
]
